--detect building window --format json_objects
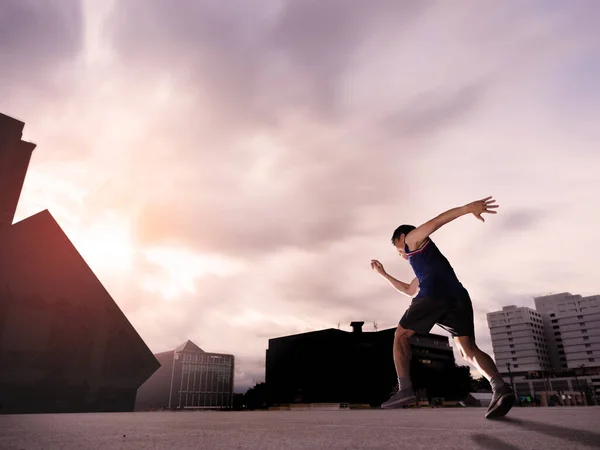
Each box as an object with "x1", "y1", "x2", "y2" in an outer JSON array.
[
  {"x1": 582, "y1": 329, "x2": 588, "y2": 333},
  {"x1": 587, "y1": 351, "x2": 593, "y2": 355},
  {"x1": 584, "y1": 337, "x2": 589, "y2": 341},
  {"x1": 590, "y1": 359, "x2": 596, "y2": 363},
  {"x1": 512, "y1": 358, "x2": 517, "y2": 361},
  {"x1": 511, "y1": 351, "x2": 516, "y2": 355},
  {"x1": 585, "y1": 344, "x2": 591, "y2": 348},
  {"x1": 514, "y1": 364, "x2": 519, "y2": 368},
  {"x1": 577, "y1": 315, "x2": 583, "y2": 319},
  {"x1": 510, "y1": 345, "x2": 514, "y2": 348}
]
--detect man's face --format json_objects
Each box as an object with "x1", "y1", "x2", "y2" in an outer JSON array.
[{"x1": 394, "y1": 234, "x2": 408, "y2": 260}]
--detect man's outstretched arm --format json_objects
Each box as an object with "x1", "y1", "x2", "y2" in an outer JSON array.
[
  {"x1": 405, "y1": 196, "x2": 499, "y2": 251},
  {"x1": 371, "y1": 260, "x2": 419, "y2": 297}
]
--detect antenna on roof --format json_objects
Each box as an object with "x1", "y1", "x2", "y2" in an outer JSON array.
[
  {"x1": 373, "y1": 321, "x2": 378, "y2": 332},
  {"x1": 337, "y1": 322, "x2": 340, "y2": 329}
]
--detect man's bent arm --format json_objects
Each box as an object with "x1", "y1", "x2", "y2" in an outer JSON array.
[
  {"x1": 406, "y1": 205, "x2": 469, "y2": 250},
  {"x1": 383, "y1": 274, "x2": 419, "y2": 297}
]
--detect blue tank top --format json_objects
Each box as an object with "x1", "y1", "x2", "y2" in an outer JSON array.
[{"x1": 405, "y1": 238, "x2": 468, "y2": 299}]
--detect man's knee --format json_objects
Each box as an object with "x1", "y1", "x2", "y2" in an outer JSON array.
[{"x1": 395, "y1": 325, "x2": 415, "y2": 341}]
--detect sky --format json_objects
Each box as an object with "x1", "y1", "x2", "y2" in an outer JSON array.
[{"x1": 2, "y1": 0, "x2": 600, "y2": 392}]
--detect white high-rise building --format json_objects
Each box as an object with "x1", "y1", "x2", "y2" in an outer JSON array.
[
  {"x1": 487, "y1": 305, "x2": 551, "y2": 375},
  {"x1": 534, "y1": 293, "x2": 600, "y2": 371}
]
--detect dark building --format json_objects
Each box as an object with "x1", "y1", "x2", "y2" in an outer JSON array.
[
  {"x1": 266, "y1": 321, "x2": 470, "y2": 406},
  {"x1": 0, "y1": 112, "x2": 160, "y2": 414},
  {"x1": 136, "y1": 340, "x2": 235, "y2": 410}
]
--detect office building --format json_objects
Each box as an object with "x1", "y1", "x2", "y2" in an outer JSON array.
[
  {"x1": 487, "y1": 305, "x2": 552, "y2": 376},
  {"x1": 534, "y1": 293, "x2": 600, "y2": 371},
  {"x1": 136, "y1": 340, "x2": 234, "y2": 410},
  {"x1": 0, "y1": 112, "x2": 160, "y2": 414},
  {"x1": 266, "y1": 321, "x2": 469, "y2": 406},
  {"x1": 488, "y1": 292, "x2": 600, "y2": 403}
]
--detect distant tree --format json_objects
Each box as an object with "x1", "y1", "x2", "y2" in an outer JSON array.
[
  {"x1": 243, "y1": 382, "x2": 271, "y2": 410},
  {"x1": 450, "y1": 365, "x2": 473, "y2": 399},
  {"x1": 470, "y1": 376, "x2": 491, "y2": 392},
  {"x1": 231, "y1": 393, "x2": 245, "y2": 410}
]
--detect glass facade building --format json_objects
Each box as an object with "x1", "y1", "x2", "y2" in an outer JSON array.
[{"x1": 136, "y1": 340, "x2": 234, "y2": 410}]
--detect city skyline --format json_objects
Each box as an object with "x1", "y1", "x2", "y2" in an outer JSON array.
[
  {"x1": 3, "y1": 1, "x2": 600, "y2": 392},
  {"x1": 488, "y1": 292, "x2": 600, "y2": 376}
]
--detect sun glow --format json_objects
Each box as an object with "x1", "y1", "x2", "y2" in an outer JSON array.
[
  {"x1": 141, "y1": 246, "x2": 243, "y2": 300},
  {"x1": 71, "y1": 214, "x2": 135, "y2": 274}
]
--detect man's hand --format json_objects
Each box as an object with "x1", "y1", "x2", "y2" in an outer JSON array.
[
  {"x1": 404, "y1": 195, "x2": 499, "y2": 251},
  {"x1": 466, "y1": 196, "x2": 499, "y2": 222},
  {"x1": 370, "y1": 259, "x2": 387, "y2": 276},
  {"x1": 371, "y1": 260, "x2": 419, "y2": 296}
]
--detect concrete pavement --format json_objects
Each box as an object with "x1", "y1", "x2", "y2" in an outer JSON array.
[{"x1": 1, "y1": 407, "x2": 599, "y2": 450}]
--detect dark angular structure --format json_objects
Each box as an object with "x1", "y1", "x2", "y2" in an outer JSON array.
[
  {"x1": 266, "y1": 321, "x2": 471, "y2": 406},
  {"x1": 0, "y1": 112, "x2": 160, "y2": 414},
  {"x1": 135, "y1": 340, "x2": 234, "y2": 410}
]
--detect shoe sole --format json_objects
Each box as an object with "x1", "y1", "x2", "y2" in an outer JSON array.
[
  {"x1": 381, "y1": 396, "x2": 416, "y2": 409},
  {"x1": 485, "y1": 393, "x2": 515, "y2": 419}
]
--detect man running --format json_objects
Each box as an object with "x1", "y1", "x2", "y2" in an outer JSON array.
[{"x1": 370, "y1": 196, "x2": 515, "y2": 419}]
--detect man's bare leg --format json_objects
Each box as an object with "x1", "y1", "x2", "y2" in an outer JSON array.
[
  {"x1": 454, "y1": 335, "x2": 502, "y2": 382},
  {"x1": 381, "y1": 326, "x2": 416, "y2": 409},
  {"x1": 455, "y1": 335, "x2": 515, "y2": 418},
  {"x1": 393, "y1": 325, "x2": 414, "y2": 388}
]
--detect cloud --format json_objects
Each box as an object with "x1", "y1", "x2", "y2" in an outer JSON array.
[
  {"x1": 496, "y1": 209, "x2": 547, "y2": 232},
  {"x1": 383, "y1": 81, "x2": 487, "y2": 138},
  {"x1": 6, "y1": 0, "x2": 600, "y2": 392},
  {"x1": 0, "y1": 0, "x2": 84, "y2": 106}
]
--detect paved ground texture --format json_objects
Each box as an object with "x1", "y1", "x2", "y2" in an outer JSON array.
[{"x1": 1, "y1": 407, "x2": 599, "y2": 450}]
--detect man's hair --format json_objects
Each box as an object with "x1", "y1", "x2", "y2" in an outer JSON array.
[{"x1": 391, "y1": 224, "x2": 416, "y2": 245}]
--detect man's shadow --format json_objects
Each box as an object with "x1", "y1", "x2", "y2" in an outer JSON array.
[{"x1": 472, "y1": 416, "x2": 600, "y2": 449}]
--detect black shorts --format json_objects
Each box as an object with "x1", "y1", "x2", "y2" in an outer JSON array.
[{"x1": 399, "y1": 294, "x2": 475, "y2": 337}]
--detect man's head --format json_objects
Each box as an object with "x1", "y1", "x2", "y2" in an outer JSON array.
[{"x1": 391, "y1": 224, "x2": 416, "y2": 258}]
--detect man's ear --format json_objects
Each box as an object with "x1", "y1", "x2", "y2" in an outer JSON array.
[
  {"x1": 398, "y1": 234, "x2": 408, "y2": 260},
  {"x1": 398, "y1": 233, "x2": 406, "y2": 249}
]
